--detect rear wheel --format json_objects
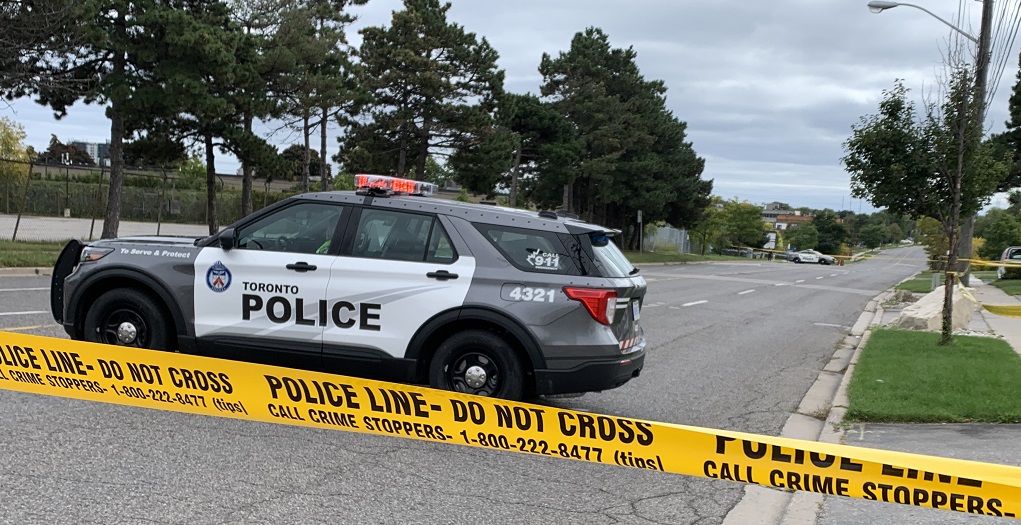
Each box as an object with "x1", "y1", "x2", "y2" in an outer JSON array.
[
  {"x1": 429, "y1": 330, "x2": 524, "y2": 400},
  {"x1": 83, "y1": 288, "x2": 170, "y2": 350}
]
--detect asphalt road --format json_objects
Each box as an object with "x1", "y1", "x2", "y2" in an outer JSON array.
[{"x1": 0, "y1": 246, "x2": 927, "y2": 524}]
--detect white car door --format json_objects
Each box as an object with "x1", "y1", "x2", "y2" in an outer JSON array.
[
  {"x1": 322, "y1": 208, "x2": 475, "y2": 363},
  {"x1": 193, "y1": 202, "x2": 346, "y2": 357}
]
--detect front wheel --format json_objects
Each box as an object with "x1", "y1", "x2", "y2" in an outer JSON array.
[
  {"x1": 429, "y1": 330, "x2": 525, "y2": 400},
  {"x1": 83, "y1": 288, "x2": 170, "y2": 350}
]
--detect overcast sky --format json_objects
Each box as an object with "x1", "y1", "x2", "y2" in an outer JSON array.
[{"x1": 5, "y1": 0, "x2": 1021, "y2": 212}]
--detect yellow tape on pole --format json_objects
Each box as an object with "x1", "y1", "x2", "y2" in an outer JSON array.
[{"x1": 1, "y1": 331, "x2": 1020, "y2": 518}]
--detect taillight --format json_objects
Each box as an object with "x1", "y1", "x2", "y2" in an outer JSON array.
[{"x1": 563, "y1": 287, "x2": 617, "y2": 325}]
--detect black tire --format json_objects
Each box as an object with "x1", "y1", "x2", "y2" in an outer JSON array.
[
  {"x1": 83, "y1": 288, "x2": 170, "y2": 350},
  {"x1": 429, "y1": 330, "x2": 525, "y2": 400}
]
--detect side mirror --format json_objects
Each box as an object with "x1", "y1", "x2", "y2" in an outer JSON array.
[{"x1": 218, "y1": 228, "x2": 236, "y2": 251}]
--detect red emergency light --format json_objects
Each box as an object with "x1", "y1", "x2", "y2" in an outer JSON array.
[{"x1": 355, "y1": 174, "x2": 437, "y2": 196}]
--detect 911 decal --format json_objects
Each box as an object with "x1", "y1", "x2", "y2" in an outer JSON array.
[
  {"x1": 526, "y1": 251, "x2": 561, "y2": 271},
  {"x1": 505, "y1": 286, "x2": 555, "y2": 303}
]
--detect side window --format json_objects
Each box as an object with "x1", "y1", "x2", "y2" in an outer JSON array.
[
  {"x1": 426, "y1": 221, "x2": 456, "y2": 263},
  {"x1": 478, "y1": 225, "x2": 579, "y2": 275},
  {"x1": 352, "y1": 209, "x2": 450, "y2": 263},
  {"x1": 236, "y1": 202, "x2": 343, "y2": 255}
]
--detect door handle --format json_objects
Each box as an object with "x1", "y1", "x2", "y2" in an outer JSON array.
[
  {"x1": 426, "y1": 270, "x2": 458, "y2": 281},
  {"x1": 286, "y1": 262, "x2": 317, "y2": 272}
]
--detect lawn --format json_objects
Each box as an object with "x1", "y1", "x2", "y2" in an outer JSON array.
[
  {"x1": 990, "y1": 279, "x2": 1021, "y2": 296},
  {"x1": 894, "y1": 270, "x2": 938, "y2": 294},
  {"x1": 0, "y1": 239, "x2": 65, "y2": 268},
  {"x1": 846, "y1": 328, "x2": 1021, "y2": 423}
]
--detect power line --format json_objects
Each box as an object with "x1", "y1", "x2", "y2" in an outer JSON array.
[{"x1": 984, "y1": 0, "x2": 1021, "y2": 117}]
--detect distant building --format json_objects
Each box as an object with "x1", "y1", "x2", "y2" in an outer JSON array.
[
  {"x1": 775, "y1": 214, "x2": 812, "y2": 230},
  {"x1": 761, "y1": 202, "x2": 796, "y2": 225},
  {"x1": 70, "y1": 140, "x2": 111, "y2": 164}
]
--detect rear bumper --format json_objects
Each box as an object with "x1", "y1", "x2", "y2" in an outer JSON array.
[{"x1": 533, "y1": 351, "x2": 645, "y2": 396}]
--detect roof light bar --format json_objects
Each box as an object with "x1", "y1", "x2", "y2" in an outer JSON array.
[{"x1": 355, "y1": 174, "x2": 437, "y2": 196}]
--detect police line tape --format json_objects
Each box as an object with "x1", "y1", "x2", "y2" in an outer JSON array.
[
  {"x1": 743, "y1": 246, "x2": 1021, "y2": 270},
  {"x1": 1, "y1": 331, "x2": 1020, "y2": 518}
]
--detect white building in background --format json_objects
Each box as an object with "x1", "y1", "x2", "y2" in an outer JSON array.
[{"x1": 69, "y1": 140, "x2": 111, "y2": 164}]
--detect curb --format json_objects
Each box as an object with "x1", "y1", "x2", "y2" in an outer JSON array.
[
  {"x1": 0, "y1": 267, "x2": 52, "y2": 277},
  {"x1": 722, "y1": 290, "x2": 891, "y2": 525}
]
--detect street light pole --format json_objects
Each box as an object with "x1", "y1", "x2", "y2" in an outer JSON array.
[
  {"x1": 866, "y1": 1, "x2": 978, "y2": 43},
  {"x1": 866, "y1": 0, "x2": 993, "y2": 286}
]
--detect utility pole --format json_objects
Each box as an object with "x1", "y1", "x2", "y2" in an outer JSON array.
[{"x1": 957, "y1": 0, "x2": 994, "y2": 287}]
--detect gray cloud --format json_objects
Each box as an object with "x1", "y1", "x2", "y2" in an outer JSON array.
[{"x1": 6, "y1": 0, "x2": 1019, "y2": 214}]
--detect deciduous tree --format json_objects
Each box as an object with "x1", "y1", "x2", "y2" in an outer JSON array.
[{"x1": 843, "y1": 74, "x2": 1008, "y2": 344}]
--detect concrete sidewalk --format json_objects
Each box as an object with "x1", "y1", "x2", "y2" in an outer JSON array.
[
  {"x1": 0, "y1": 213, "x2": 209, "y2": 242},
  {"x1": 810, "y1": 278, "x2": 1021, "y2": 524}
]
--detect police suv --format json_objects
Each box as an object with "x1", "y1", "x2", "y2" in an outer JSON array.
[{"x1": 50, "y1": 175, "x2": 647, "y2": 400}]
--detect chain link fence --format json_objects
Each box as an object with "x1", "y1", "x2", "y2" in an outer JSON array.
[
  {"x1": 0, "y1": 158, "x2": 298, "y2": 241},
  {"x1": 643, "y1": 225, "x2": 694, "y2": 254}
]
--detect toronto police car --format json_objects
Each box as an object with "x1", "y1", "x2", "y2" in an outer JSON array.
[{"x1": 50, "y1": 175, "x2": 647, "y2": 400}]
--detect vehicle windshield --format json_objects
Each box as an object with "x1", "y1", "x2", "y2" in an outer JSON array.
[{"x1": 589, "y1": 233, "x2": 636, "y2": 277}]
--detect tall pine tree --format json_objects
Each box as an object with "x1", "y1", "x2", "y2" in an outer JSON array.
[
  {"x1": 346, "y1": 0, "x2": 504, "y2": 180},
  {"x1": 539, "y1": 27, "x2": 710, "y2": 240}
]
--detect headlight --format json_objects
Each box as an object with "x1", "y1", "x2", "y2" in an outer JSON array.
[{"x1": 79, "y1": 246, "x2": 114, "y2": 263}]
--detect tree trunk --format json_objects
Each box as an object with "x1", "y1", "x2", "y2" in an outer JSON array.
[
  {"x1": 509, "y1": 135, "x2": 522, "y2": 208},
  {"x1": 415, "y1": 121, "x2": 430, "y2": 181},
  {"x1": 241, "y1": 111, "x2": 253, "y2": 216},
  {"x1": 396, "y1": 122, "x2": 408, "y2": 178},
  {"x1": 320, "y1": 104, "x2": 330, "y2": 190},
  {"x1": 302, "y1": 108, "x2": 311, "y2": 193},
  {"x1": 204, "y1": 131, "x2": 218, "y2": 233},
  {"x1": 101, "y1": 53, "x2": 127, "y2": 240}
]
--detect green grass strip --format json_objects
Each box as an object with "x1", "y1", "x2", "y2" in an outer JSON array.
[
  {"x1": 0, "y1": 240, "x2": 65, "y2": 268},
  {"x1": 847, "y1": 328, "x2": 1021, "y2": 423}
]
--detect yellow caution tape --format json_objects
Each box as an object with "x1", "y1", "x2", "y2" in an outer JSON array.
[
  {"x1": 979, "y1": 304, "x2": 1021, "y2": 319},
  {"x1": 1, "y1": 331, "x2": 1021, "y2": 518}
]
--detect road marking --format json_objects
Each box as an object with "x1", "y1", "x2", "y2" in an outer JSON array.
[
  {"x1": 668, "y1": 306, "x2": 680, "y2": 310},
  {"x1": 682, "y1": 300, "x2": 708, "y2": 307},
  {"x1": 0, "y1": 310, "x2": 48, "y2": 316},
  {"x1": 814, "y1": 323, "x2": 846, "y2": 328},
  {"x1": 830, "y1": 274, "x2": 838, "y2": 277},
  {"x1": 737, "y1": 289, "x2": 755, "y2": 295},
  {"x1": 795, "y1": 279, "x2": 805, "y2": 283},
  {"x1": 815, "y1": 276, "x2": 824, "y2": 280},
  {"x1": 0, "y1": 287, "x2": 48, "y2": 292},
  {"x1": 774, "y1": 283, "x2": 787, "y2": 286}
]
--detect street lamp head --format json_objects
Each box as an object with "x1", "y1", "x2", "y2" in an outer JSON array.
[{"x1": 867, "y1": 1, "x2": 899, "y2": 13}]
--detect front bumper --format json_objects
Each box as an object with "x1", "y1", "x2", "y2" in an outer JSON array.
[{"x1": 532, "y1": 350, "x2": 645, "y2": 396}]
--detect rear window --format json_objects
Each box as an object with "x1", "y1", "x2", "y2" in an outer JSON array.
[
  {"x1": 590, "y1": 233, "x2": 636, "y2": 278},
  {"x1": 477, "y1": 225, "x2": 580, "y2": 275}
]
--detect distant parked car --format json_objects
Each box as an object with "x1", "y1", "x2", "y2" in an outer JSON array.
[
  {"x1": 998, "y1": 246, "x2": 1021, "y2": 279},
  {"x1": 801, "y1": 249, "x2": 836, "y2": 265},
  {"x1": 789, "y1": 250, "x2": 819, "y2": 264},
  {"x1": 790, "y1": 249, "x2": 835, "y2": 265}
]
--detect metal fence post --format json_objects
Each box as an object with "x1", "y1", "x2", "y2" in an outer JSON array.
[
  {"x1": 157, "y1": 169, "x2": 166, "y2": 236},
  {"x1": 89, "y1": 166, "x2": 104, "y2": 241},
  {"x1": 11, "y1": 162, "x2": 33, "y2": 241}
]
